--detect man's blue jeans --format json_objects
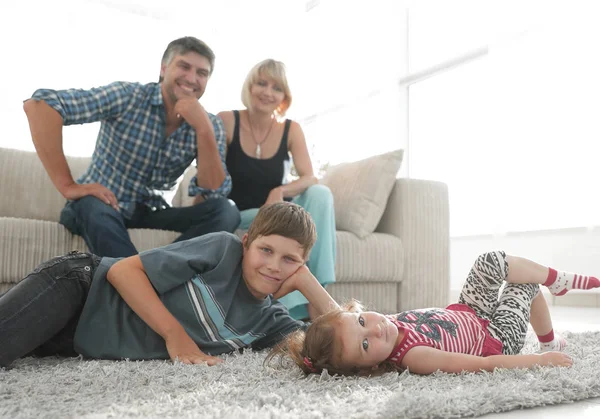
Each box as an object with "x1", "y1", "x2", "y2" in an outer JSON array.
[
  {"x1": 60, "y1": 196, "x2": 241, "y2": 257},
  {"x1": 0, "y1": 251, "x2": 100, "y2": 368}
]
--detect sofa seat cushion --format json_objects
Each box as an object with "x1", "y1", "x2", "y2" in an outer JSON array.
[
  {"x1": 335, "y1": 231, "x2": 404, "y2": 283},
  {"x1": 0, "y1": 217, "x2": 179, "y2": 285}
]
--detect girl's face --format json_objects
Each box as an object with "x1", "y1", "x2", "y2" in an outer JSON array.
[
  {"x1": 336, "y1": 311, "x2": 399, "y2": 370},
  {"x1": 249, "y1": 75, "x2": 286, "y2": 114}
]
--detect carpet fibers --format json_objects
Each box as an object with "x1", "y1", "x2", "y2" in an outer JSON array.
[{"x1": 2, "y1": 330, "x2": 600, "y2": 418}]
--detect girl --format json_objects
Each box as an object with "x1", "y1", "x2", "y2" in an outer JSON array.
[
  {"x1": 217, "y1": 59, "x2": 336, "y2": 321},
  {"x1": 268, "y1": 251, "x2": 600, "y2": 376}
]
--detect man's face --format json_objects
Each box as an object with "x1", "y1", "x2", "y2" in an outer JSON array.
[
  {"x1": 160, "y1": 52, "x2": 211, "y2": 104},
  {"x1": 241, "y1": 234, "x2": 306, "y2": 299}
]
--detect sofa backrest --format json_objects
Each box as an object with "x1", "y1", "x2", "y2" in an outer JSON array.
[
  {"x1": 0, "y1": 147, "x2": 91, "y2": 222},
  {"x1": 172, "y1": 166, "x2": 196, "y2": 208},
  {"x1": 0, "y1": 146, "x2": 196, "y2": 221}
]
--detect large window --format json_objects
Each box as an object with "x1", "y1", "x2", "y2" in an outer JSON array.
[
  {"x1": 6, "y1": 0, "x2": 600, "y2": 239},
  {"x1": 408, "y1": 0, "x2": 600, "y2": 236}
]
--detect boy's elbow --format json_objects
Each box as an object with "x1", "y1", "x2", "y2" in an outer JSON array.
[{"x1": 106, "y1": 261, "x2": 124, "y2": 285}]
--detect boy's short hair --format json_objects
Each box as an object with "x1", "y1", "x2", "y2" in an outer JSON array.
[{"x1": 245, "y1": 202, "x2": 316, "y2": 258}]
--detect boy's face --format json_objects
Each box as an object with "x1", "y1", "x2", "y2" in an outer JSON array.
[{"x1": 241, "y1": 234, "x2": 306, "y2": 299}]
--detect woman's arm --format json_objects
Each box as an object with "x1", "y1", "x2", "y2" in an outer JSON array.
[
  {"x1": 276, "y1": 121, "x2": 317, "y2": 198},
  {"x1": 216, "y1": 111, "x2": 235, "y2": 146},
  {"x1": 401, "y1": 346, "x2": 572, "y2": 374},
  {"x1": 107, "y1": 255, "x2": 223, "y2": 365}
]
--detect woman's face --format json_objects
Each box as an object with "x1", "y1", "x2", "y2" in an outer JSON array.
[{"x1": 249, "y1": 75, "x2": 286, "y2": 114}]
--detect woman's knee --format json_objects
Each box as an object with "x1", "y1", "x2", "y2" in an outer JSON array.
[
  {"x1": 305, "y1": 184, "x2": 333, "y2": 201},
  {"x1": 298, "y1": 184, "x2": 334, "y2": 210}
]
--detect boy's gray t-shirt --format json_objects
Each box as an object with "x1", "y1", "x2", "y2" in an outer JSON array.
[{"x1": 73, "y1": 232, "x2": 306, "y2": 360}]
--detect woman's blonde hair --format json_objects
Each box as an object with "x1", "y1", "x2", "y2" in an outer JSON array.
[
  {"x1": 241, "y1": 59, "x2": 292, "y2": 119},
  {"x1": 266, "y1": 300, "x2": 399, "y2": 377}
]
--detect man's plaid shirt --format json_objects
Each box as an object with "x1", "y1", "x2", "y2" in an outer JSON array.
[{"x1": 30, "y1": 81, "x2": 231, "y2": 219}]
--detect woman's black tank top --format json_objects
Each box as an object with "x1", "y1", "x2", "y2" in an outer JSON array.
[{"x1": 226, "y1": 110, "x2": 292, "y2": 211}]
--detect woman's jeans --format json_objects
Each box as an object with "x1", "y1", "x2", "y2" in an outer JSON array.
[{"x1": 0, "y1": 251, "x2": 100, "y2": 368}]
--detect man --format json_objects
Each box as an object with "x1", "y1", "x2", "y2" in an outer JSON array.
[{"x1": 23, "y1": 36, "x2": 240, "y2": 257}]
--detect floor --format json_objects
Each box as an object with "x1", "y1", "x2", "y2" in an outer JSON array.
[{"x1": 482, "y1": 305, "x2": 600, "y2": 418}]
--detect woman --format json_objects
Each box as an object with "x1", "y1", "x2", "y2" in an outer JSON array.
[{"x1": 218, "y1": 59, "x2": 335, "y2": 321}]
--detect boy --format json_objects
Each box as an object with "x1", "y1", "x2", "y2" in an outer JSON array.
[{"x1": 0, "y1": 202, "x2": 337, "y2": 368}]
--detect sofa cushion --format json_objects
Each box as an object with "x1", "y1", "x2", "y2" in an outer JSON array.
[
  {"x1": 335, "y1": 231, "x2": 404, "y2": 283},
  {"x1": 321, "y1": 149, "x2": 404, "y2": 238},
  {"x1": 0, "y1": 147, "x2": 90, "y2": 222},
  {"x1": 0, "y1": 217, "x2": 179, "y2": 285}
]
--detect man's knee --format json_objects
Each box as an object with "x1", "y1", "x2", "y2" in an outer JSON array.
[
  {"x1": 200, "y1": 198, "x2": 241, "y2": 232},
  {"x1": 70, "y1": 196, "x2": 122, "y2": 225}
]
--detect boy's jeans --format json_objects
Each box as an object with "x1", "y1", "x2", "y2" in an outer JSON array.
[{"x1": 0, "y1": 251, "x2": 100, "y2": 368}]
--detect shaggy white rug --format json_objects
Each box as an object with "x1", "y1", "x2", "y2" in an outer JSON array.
[{"x1": 1, "y1": 330, "x2": 600, "y2": 418}]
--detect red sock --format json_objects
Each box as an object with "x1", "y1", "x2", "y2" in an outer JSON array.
[
  {"x1": 537, "y1": 330, "x2": 567, "y2": 352},
  {"x1": 537, "y1": 330, "x2": 554, "y2": 343},
  {"x1": 543, "y1": 268, "x2": 600, "y2": 296}
]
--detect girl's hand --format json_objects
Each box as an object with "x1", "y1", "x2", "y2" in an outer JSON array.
[
  {"x1": 165, "y1": 329, "x2": 224, "y2": 366},
  {"x1": 540, "y1": 351, "x2": 573, "y2": 367}
]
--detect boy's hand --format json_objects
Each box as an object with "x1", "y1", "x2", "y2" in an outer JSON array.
[
  {"x1": 165, "y1": 329, "x2": 223, "y2": 366},
  {"x1": 272, "y1": 264, "x2": 313, "y2": 300},
  {"x1": 540, "y1": 351, "x2": 573, "y2": 367}
]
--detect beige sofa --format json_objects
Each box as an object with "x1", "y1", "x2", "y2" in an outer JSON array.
[{"x1": 0, "y1": 146, "x2": 450, "y2": 312}]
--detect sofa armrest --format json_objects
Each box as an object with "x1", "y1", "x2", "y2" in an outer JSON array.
[{"x1": 376, "y1": 178, "x2": 450, "y2": 311}]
